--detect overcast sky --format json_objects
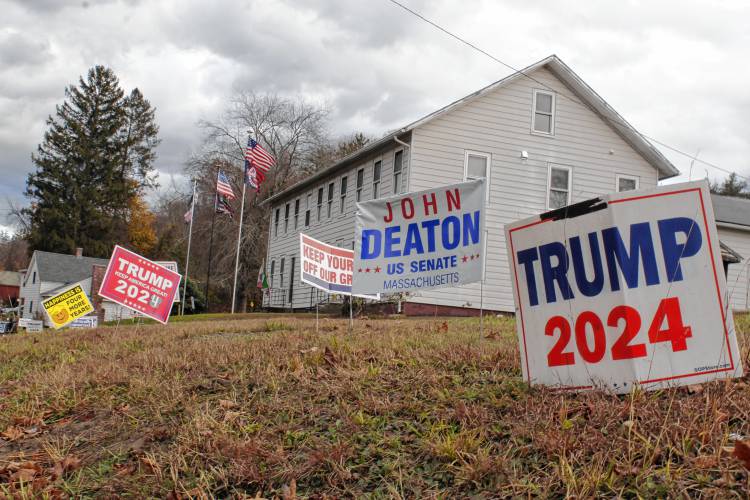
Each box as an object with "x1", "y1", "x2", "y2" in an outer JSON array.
[{"x1": 2, "y1": 0, "x2": 749, "y2": 231}]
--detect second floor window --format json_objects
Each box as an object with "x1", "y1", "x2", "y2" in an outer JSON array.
[
  {"x1": 356, "y1": 168, "x2": 364, "y2": 202},
  {"x1": 616, "y1": 174, "x2": 639, "y2": 192},
  {"x1": 305, "y1": 194, "x2": 311, "y2": 226},
  {"x1": 274, "y1": 208, "x2": 280, "y2": 237},
  {"x1": 340, "y1": 176, "x2": 347, "y2": 214},
  {"x1": 327, "y1": 182, "x2": 334, "y2": 218},
  {"x1": 532, "y1": 89, "x2": 555, "y2": 135},
  {"x1": 373, "y1": 161, "x2": 381, "y2": 199},
  {"x1": 294, "y1": 199, "x2": 299, "y2": 229},
  {"x1": 317, "y1": 187, "x2": 323, "y2": 221},
  {"x1": 547, "y1": 164, "x2": 571, "y2": 210},
  {"x1": 284, "y1": 203, "x2": 290, "y2": 233},
  {"x1": 464, "y1": 151, "x2": 491, "y2": 202},
  {"x1": 393, "y1": 151, "x2": 403, "y2": 194}
]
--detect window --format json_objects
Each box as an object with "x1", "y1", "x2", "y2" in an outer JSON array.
[
  {"x1": 327, "y1": 182, "x2": 334, "y2": 218},
  {"x1": 464, "y1": 150, "x2": 491, "y2": 202},
  {"x1": 393, "y1": 150, "x2": 403, "y2": 194},
  {"x1": 547, "y1": 164, "x2": 572, "y2": 209},
  {"x1": 356, "y1": 168, "x2": 364, "y2": 202},
  {"x1": 373, "y1": 161, "x2": 381, "y2": 199},
  {"x1": 29, "y1": 301, "x2": 33, "y2": 314},
  {"x1": 305, "y1": 194, "x2": 311, "y2": 227},
  {"x1": 280, "y1": 258, "x2": 285, "y2": 288},
  {"x1": 274, "y1": 208, "x2": 280, "y2": 236},
  {"x1": 270, "y1": 260, "x2": 275, "y2": 287},
  {"x1": 616, "y1": 174, "x2": 639, "y2": 192},
  {"x1": 340, "y1": 176, "x2": 347, "y2": 214},
  {"x1": 532, "y1": 89, "x2": 555, "y2": 135},
  {"x1": 294, "y1": 199, "x2": 299, "y2": 229},
  {"x1": 32, "y1": 271, "x2": 36, "y2": 284},
  {"x1": 284, "y1": 203, "x2": 290, "y2": 233},
  {"x1": 317, "y1": 187, "x2": 323, "y2": 221}
]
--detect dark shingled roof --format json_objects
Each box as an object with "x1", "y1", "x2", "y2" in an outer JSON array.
[
  {"x1": 33, "y1": 251, "x2": 109, "y2": 284},
  {"x1": 712, "y1": 194, "x2": 750, "y2": 228}
]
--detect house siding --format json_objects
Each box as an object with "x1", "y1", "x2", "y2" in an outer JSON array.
[
  {"x1": 408, "y1": 66, "x2": 660, "y2": 313},
  {"x1": 717, "y1": 226, "x2": 750, "y2": 311},
  {"x1": 264, "y1": 141, "x2": 409, "y2": 309}
]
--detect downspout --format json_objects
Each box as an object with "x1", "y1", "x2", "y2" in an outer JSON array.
[{"x1": 393, "y1": 135, "x2": 411, "y2": 192}]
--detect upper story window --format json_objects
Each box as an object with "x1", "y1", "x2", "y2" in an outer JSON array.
[
  {"x1": 464, "y1": 150, "x2": 491, "y2": 202},
  {"x1": 393, "y1": 150, "x2": 403, "y2": 194},
  {"x1": 356, "y1": 168, "x2": 364, "y2": 202},
  {"x1": 373, "y1": 161, "x2": 381, "y2": 199},
  {"x1": 274, "y1": 208, "x2": 280, "y2": 237},
  {"x1": 32, "y1": 271, "x2": 36, "y2": 284},
  {"x1": 532, "y1": 89, "x2": 556, "y2": 135},
  {"x1": 317, "y1": 187, "x2": 323, "y2": 221},
  {"x1": 284, "y1": 203, "x2": 290, "y2": 233},
  {"x1": 340, "y1": 176, "x2": 347, "y2": 214},
  {"x1": 547, "y1": 164, "x2": 572, "y2": 210},
  {"x1": 293, "y1": 199, "x2": 299, "y2": 229},
  {"x1": 305, "y1": 194, "x2": 311, "y2": 227},
  {"x1": 327, "y1": 182, "x2": 334, "y2": 218},
  {"x1": 616, "y1": 174, "x2": 639, "y2": 192}
]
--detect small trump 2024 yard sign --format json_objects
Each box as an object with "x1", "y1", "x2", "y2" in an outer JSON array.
[
  {"x1": 98, "y1": 245, "x2": 182, "y2": 324},
  {"x1": 353, "y1": 178, "x2": 486, "y2": 295},
  {"x1": 505, "y1": 180, "x2": 743, "y2": 393}
]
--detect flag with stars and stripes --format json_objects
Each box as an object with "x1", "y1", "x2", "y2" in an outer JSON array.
[
  {"x1": 215, "y1": 194, "x2": 234, "y2": 218},
  {"x1": 216, "y1": 170, "x2": 235, "y2": 199},
  {"x1": 244, "y1": 138, "x2": 275, "y2": 189}
]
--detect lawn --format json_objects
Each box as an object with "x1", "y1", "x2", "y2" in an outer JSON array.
[{"x1": 0, "y1": 314, "x2": 748, "y2": 498}]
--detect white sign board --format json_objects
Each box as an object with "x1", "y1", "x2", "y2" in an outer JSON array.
[
  {"x1": 69, "y1": 316, "x2": 98, "y2": 329},
  {"x1": 18, "y1": 318, "x2": 30, "y2": 328},
  {"x1": 353, "y1": 179, "x2": 486, "y2": 295},
  {"x1": 300, "y1": 234, "x2": 379, "y2": 299},
  {"x1": 505, "y1": 180, "x2": 743, "y2": 393},
  {"x1": 24, "y1": 319, "x2": 43, "y2": 332}
]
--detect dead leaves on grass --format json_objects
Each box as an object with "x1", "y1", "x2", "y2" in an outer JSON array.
[
  {"x1": 1, "y1": 415, "x2": 47, "y2": 441},
  {"x1": 732, "y1": 439, "x2": 750, "y2": 470},
  {"x1": 0, "y1": 454, "x2": 81, "y2": 496}
]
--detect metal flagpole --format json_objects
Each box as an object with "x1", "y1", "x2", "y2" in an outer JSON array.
[
  {"x1": 231, "y1": 181, "x2": 247, "y2": 314},
  {"x1": 204, "y1": 165, "x2": 220, "y2": 311},
  {"x1": 181, "y1": 180, "x2": 197, "y2": 315}
]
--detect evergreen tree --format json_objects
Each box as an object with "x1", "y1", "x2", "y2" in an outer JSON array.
[
  {"x1": 25, "y1": 66, "x2": 160, "y2": 257},
  {"x1": 709, "y1": 172, "x2": 750, "y2": 199}
]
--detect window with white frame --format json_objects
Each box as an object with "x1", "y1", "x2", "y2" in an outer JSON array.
[
  {"x1": 294, "y1": 199, "x2": 299, "y2": 229},
  {"x1": 274, "y1": 208, "x2": 280, "y2": 236},
  {"x1": 327, "y1": 182, "x2": 334, "y2": 218},
  {"x1": 616, "y1": 174, "x2": 639, "y2": 192},
  {"x1": 280, "y1": 257, "x2": 285, "y2": 288},
  {"x1": 317, "y1": 187, "x2": 323, "y2": 221},
  {"x1": 270, "y1": 260, "x2": 275, "y2": 287},
  {"x1": 393, "y1": 150, "x2": 403, "y2": 194},
  {"x1": 340, "y1": 176, "x2": 347, "y2": 214},
  {"x1": 547, "y1": 164, "x2": 572, "y2": 209},
  {"x1": 305, "y1": 193, "x2": 311, "y2": 226},
  {"x1": 464, "y1": 150, "x2": 491, "y2": 202},
  {"x1": 284, "y1": 203, "x2": 290, "y2": 233},
  {"x1": 356, "y1": 168, "x2": 364, "y2": 202},
  {"x1": 532, "y1": 89, "x2": 555, "y2": 135},
  {"x1": 373, "y1": 161, "x2": 381, "y2": 198}
]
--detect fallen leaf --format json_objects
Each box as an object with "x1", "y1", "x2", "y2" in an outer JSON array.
[
  {"x1": 693, "y1": 455, "x2": 718, "y2": 468},
  {"x1": 733, "y1": 440, "x2": 750, "y2": 470},
  {"x1": 114, "y1": 462, "x2": 137, "y2": 477},
  {"x1": 687, "y1": 384, "x2": 703, "y2": 394},
  {"x1": 219, "y1": 399, "x2": 238, "y2": 410},
  {"x1": 12, "y1": 467, "x2": 38, "y2": 482},
  {"x1": 281, "y1": 478, "x2": 297, "y2": 500},
  {"x1": 2, "y1": 425, "x2": 25, "y2": 441},
  {"x1": 140, "y1": 456, "x2": 161, "y2": 475}
]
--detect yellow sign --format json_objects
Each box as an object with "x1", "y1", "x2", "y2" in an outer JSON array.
[{"x1": 42, "y1": 284, "x2": 95, "y2": 329}]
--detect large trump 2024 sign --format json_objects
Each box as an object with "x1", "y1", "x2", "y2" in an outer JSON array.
[
  {"x1": 506, "y1": 181, "x2": 743, "y2": 393},
  {"x1": 353, "y1": 179, "x2": 485, "y2": 295},
  {"x1": 98, "y1": 246, "x2": 182, "y2": 324}
]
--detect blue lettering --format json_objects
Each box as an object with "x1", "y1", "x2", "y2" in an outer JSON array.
[
  {"x1": 403, "y1": 223, "x2": 424, "y2": 255},
  {"x1": 658, "y1": 217, "x2": 702, "y2": 282},
  {"x1": 384, "y1": 226, "x2": 401, "y2": 257},
  {"x1": 462, "y1": 211, "x2": 480, "y2": 246},
  {"x1": 569, "y1": 233, "x2": 604, "y2": 297},
  {"x1": 602, "y1": 222, "x2": 659, "y2": 291},
  {"x1": 539, "y1": 242, "x2": 575, "y2": 304},
  {"x1": 361, "y1": 230, "x2": 381, "y2": 259},
  {"x1": 442, "y1": 216, "x2": 461, "y2": 250},
  {"x1": 517, "y1": 247, "x2": 540, "y2": 306},
  {"x1": 421, "y1": 219, "x2": 440, "y2": 252}
]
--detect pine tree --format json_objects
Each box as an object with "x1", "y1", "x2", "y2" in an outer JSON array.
[{"x1": 25, "y1": 66, "x2": 160, "y2": 257}]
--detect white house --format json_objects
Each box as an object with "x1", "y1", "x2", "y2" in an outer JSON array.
[{"x1": 262, "y1": 55, "x2": 747, "y2": 314}]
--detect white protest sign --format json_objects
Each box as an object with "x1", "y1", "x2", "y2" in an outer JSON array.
[
  {"x1": 353, "y1": 178, "x2": 486, "y2": 295},
  {"x1": 300, "y1": 234, "x2": 379, "y2": 300},
  {"x1": 505, "y1": 180, "x2": 743, "y2": 394},
  {"x1": 69, "y1": 316, "x2": 98, "y2": 329},
  {"x1": 24, "y1": 320, "x2": 43, "y2": 332}
]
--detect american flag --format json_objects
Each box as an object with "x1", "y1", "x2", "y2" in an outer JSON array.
[
  {"x1": 216, "y1": 170, "x2": 235, "y2": 199},
  {"x1": 244, "y1": 138, "x2": 275, "y2": 188},
  {"x1": 215, "y1": 194, "x2": 233, "y2": 218}
]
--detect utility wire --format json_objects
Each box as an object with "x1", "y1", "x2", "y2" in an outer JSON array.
[{"x1": 387, "y1": 0, "x2": 747, "y2": 181}]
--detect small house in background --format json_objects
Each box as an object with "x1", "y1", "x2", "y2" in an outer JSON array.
[
  {"x1": 712, "y1": 194, "x2": 750, "y2": 310},
  {"x1": 18, "y1": 248, "x2": 178, "y2": 326},
  {"x1": 0, "y1": 271, "x2": 21, "y2": 306}
]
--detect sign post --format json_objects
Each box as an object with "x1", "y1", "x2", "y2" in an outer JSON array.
[
  {"x1": 505, "y1": 181, "x2": 743, "y2": 393},
  {"x1": 352, "y1": 179, "x2": 486, "y2": 295},
  {"x1": 98, "y1": 245, "x2": 182, "y2": 324}
]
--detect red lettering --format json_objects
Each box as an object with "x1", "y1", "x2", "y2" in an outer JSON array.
[
  {"x1": 401, "y1": 198, "x2": 414, "y2": 219},
  {"x1": 422, "y1": 193, "x2": 437, "y2": 216},
  {"x1": 384, "y1": 202, "x2": 393, "y2": 223},
  {"x1": 446, "y1": 188, "x2": 461, "y2": 211}
]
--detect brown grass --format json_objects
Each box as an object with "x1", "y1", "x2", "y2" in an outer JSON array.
[{"x1": 0, "y1": 314, "x2": 748, "y2": 498}]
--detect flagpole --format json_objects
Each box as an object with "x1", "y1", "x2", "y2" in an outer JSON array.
[
  {"x1": 181, "y1": 179, "x2": 196, "y2": 315},
  {"x1": 204, "y1": 164, "x2": 219, "y2": 312},
  {"x1": 231, "y1": 181, "x2": 247, "y2": 314}
]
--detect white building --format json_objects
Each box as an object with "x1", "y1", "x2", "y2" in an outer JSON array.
[{"x1": 263, "y1": 55, "x2": 747, "y2": 314}]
